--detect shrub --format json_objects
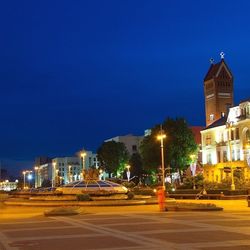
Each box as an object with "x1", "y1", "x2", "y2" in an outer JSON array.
[
  {"x1": 76, "y1": 194, "x2": 91, "y2": 201},
  {"x1": 127, "y1": 191, "x2": 135, "y2": 200},
  {"x1": 132, "y1": 187, "x2": 155, "y2": 196},
  {"x1": 122, "y1": 181, "x2": 136, "y2": 188}
]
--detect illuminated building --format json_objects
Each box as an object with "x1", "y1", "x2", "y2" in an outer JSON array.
[
  {"x1": 201, "y1": 79, "x2": 250, "y2": 185},
  {"x1": 0, "y1": 180, "x2": 18, "y2": 191}
]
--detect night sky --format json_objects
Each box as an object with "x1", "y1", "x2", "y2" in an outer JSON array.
[{"x1": 1, "y1": 0, "x2": 250, "y2": 175}]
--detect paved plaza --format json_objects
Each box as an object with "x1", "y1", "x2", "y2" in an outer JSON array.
[{"x1": 0, "y1": 201, "x2": 250, "y2": 250}]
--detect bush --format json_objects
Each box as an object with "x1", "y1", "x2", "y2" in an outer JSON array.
[
  {"x1": 132, "y1": 187, "x2": 155, "y2": 196},
  {"x1": 76, "y1": 194, "x2": 91, "y2": 201},
  {"x1": 127, "y1": 191, "x2": 135, "y2": 200},
  {"x1": 122, "y1": 181, "x2": 136, "y2": 189}
]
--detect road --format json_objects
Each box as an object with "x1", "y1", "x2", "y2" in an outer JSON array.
[{"x1": 0, "y1": 201, "x2": 250, "y2": 250}]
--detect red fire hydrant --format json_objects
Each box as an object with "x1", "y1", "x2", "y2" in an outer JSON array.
[{"x1": 157, "y1": 187, "x2": 166, "y2": 212}]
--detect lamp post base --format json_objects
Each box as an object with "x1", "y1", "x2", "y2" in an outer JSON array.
[{"x1": 231, "y1": 183, "x2": 235, "y2": 191}]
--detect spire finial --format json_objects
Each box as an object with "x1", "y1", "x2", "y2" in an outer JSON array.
[
  {"x1": 210, "y1": 58, "x2": 214, "y2": 64},
  {"x1": 220, "y1": 51, "x2": 225, "y2": 59}
]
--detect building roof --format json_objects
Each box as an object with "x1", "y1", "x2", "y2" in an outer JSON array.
[
  {"x1": 202, "y1": 115, "x2": 228, "y2": 131},
  {"x1": 240, "y1": 98, "x2": 250, "y2": 104},
  {"x1": 204, "y1": 59, "x2": 232, "y2": 81}
]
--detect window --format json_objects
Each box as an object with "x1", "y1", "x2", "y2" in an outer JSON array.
[
  {"x1": 246, "y1": 130, "x2": 250, "y2": 142},
  {"x1": 230, "y1": 129, "x2": 234, "y2": 140},
  {"x1": 206, "y1": 135, "x2": 211, "y2": 145},
  {"x1": 235, "y1": 128, "x2": 240, "y2": 140},
  {"x1": 210, "y1": 114, "x2": 214, "y2": 121},
  {"x1": 217, "y1": 151, "x2": 221, "y2": 163},
  {"x1": 237, "y1": 149, "x2": 240, "y2": 161},
  {"x1": 207, "y1": 154, "x2": 212, "y2": 164},
  {"x1": 132, "y1": 145, "x2": 137, "y2": 151},
  {"x1": 223, "y1": 151, "x2": 227, "y2": 162},
  {"x1": 232, "y1": 150, "x2": 235, "y2": 161}
]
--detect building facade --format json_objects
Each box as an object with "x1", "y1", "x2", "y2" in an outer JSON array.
[
  {"x1": 105, "y1": 134, "x2": 143, "y2": 155},
  {"x1": 201, "y1": 100, "x2": 250, "y2": 182},
  {"x1": 35, "y1": 151, "x2": 99, "y2": 187}
]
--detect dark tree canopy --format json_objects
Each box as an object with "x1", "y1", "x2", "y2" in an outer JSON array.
[
  {"x1": 97, "y1": 141, "x2": 129, "y2": 175},
  {"x1": 140, "y1": 117, "x2": 197, "y2": 173},
  {"x1": 41, "y1": 179, "x2": 52, "y2": 188},
  {"x1": 128, "y1": 153, "x2": 143, "y2": 181}
]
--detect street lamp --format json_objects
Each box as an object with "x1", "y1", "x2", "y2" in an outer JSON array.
[
  {"x1": 55, "y1": 169, "x2": 59, "y2": 187},
  {"x1": 80, "y1": 151, "x2": 87, "y2": 179},
  {"x1": 22, "y1": 170, "x2": 32, "y2": 189},
  {"x1": 99, "y1": 169, "x2": 103, "y2": 180},
  {"x1": 126, "y1": 165, "x2": 131, "y2": 182},
  {"x1": 22, "y1": 171, "x2": 26, "y2": 189},
  {"x1": 52, "y1": 162, "x2": 56, "y2": 188},
  {"x1": 34, "y1": 166, "x2": 39, "y2": 188},
  {"x1": 68, "y1": 165, "x2": 72, "y2": 183},
  {"x1": 157, "y1": 127, "x2": 166, "y2": 191},
  {"x1": 226, "y1": 122, "x2": 236, "y2": 191},
  {"x1": 190, "y1": 154, "x2": 196, "y2": 190}
]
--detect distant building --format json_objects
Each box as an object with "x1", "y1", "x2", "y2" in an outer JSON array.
[
  {"x1": 52, "y1": 157, "x2": 81, "y2": 185},
  {"x1": 35, "y1": 151, "x2": 99, "y2": 187},
  {"x1": 0, "y1": 180, "x2": 18, "y2": 191},
  {"x1": 35, "y1": 163, "x2": 52, "y2": 188},
  {"x1": 105, "y1": 134, "x2": 143, "y2": 155}
]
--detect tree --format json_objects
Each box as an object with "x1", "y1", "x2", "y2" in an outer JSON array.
[
  {"x1": 128, "y1": 153, "x2": 143, "y2": 183},
  {"x1": 41, "y1": 179, "x2": 52, "y2": 188},
  {"x1": 140, "y1": 117, "x2": 197, "y2": 175},
  {"x1": 97, "y1": 141, "x2": 129, "y2": 176}
]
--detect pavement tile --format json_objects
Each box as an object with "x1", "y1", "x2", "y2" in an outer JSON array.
[
  {"x1": 5, "y1": 227, "x2": 95, "y2": 238},
  {"x1": 84, "y1": 218, "x2": 154, "y2": 225},
  {"x1": 13, "y1": 235, "x2": 140, "y2": 250},
  {"x1": 198, "y1": 219, "x2": 250, "y2": 227},
  {"x1": 0, "y1": 221, "x2": 69, "y2": 230},
  {"x1": 106, "y1": 222, "x2": 197, "y2": 232},
  {"x1": 200, "y1": 245, "x2": 250, "y2": 250},
  {"x1": 145, "y1": 230, "x2": 250, "y2": 244}
]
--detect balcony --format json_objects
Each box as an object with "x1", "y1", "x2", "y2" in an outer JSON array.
[{"x1": 216, "y1": 141, "x2": 227, "y2": 147}]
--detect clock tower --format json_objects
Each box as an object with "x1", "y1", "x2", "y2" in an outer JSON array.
[{"x1": 204, "y1": 53, "x2": 234, "y2": 127}]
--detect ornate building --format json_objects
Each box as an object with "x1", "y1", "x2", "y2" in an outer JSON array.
[
  {"x1": 204, "y1": 54, "x2": 233, "y2": 127},
  {"x1": 201, "y1": 55, "x2": 250, "y2": 187}
]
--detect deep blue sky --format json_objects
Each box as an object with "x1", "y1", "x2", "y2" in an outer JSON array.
[{"x1": 1, "y1": 0, "x2": 250, "y2": 175}]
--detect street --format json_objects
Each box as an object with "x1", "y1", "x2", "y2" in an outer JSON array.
[{"x1": 0, "y1": 202, "x2": 250, "y2": 250}]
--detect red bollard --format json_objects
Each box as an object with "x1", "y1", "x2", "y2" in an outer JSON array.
[{"x1": 157, "y1": 188, "x2": 166, "y2": 212}]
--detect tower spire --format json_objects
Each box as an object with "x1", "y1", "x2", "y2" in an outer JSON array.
[{"x1": 220, "y1": 51, "x2": 225, "y2": 59}]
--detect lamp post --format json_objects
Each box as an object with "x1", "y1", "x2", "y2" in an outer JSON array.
[
  {"x1": 34, "y1": 166, "x2": 39, "y2": 188},
  {"x1": 56, "y1": 169, "x2": 59, "y2": 187},
  {"x1": 157, "y1": 127, "x2": 166, "y2": 191},
  {"x1": 126, "y1": 165, "x2": 131, "y2": 182},
  {"x1": 190, "y1": 154, "x2": 196, "y2": 190},
  {"x1": 99, "y1": 169, "x2": 103, "y2": 180},
  {"x1": 52, "y1": 162, "x2": 56, "y2": 188},
  {"x1": 80, "y1": 151, "x2": 87, "y2": 179},
  {"x1": 22, "y1": 171, "x2": 26, "y2": 189},
  {"x1": 226, "y1": 122, "x2": 235, "y2": 191},
  {"x1": 68, "y1": 165, "x2": 72, "y2": 183}
]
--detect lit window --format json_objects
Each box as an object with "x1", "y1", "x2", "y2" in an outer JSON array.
[{"x1": 210, "y1": 114, "x2": 214, "y2": 121}]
